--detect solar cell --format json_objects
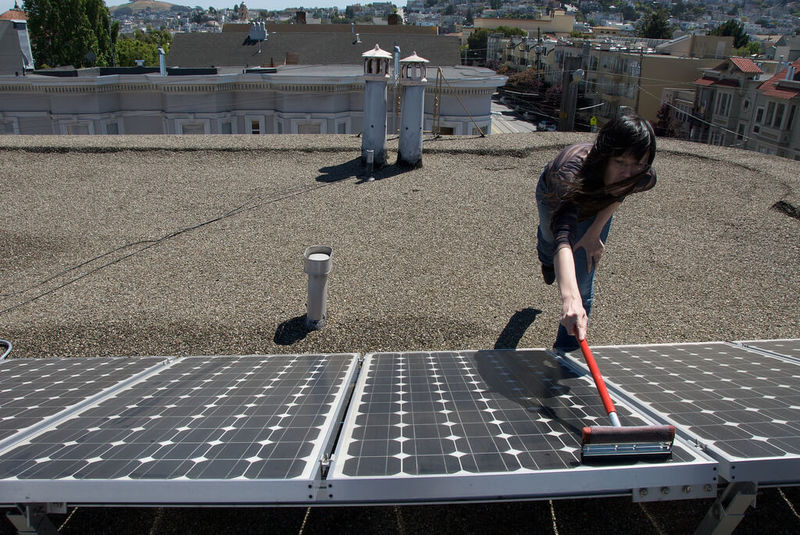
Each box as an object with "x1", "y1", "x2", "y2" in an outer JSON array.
[
  {"x1": 562, "y1": 342, "x2": 800, "y2": 484},
  {"x1": 0, "y1": 354, "x2": 358, "y2": 504},
  {"x1": 326, "y1": 350, "x2": 716, "y2": 503},
  {"x1": 0, "y1": 357, "x2": 168, "y2": 444}
]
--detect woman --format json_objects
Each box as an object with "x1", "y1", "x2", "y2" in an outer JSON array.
[{"x1": 536, "y1": 114, "x2": 657, "y2": 353}]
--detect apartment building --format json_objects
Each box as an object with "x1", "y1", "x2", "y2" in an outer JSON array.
[
  {"x1": 747, "y1": 59, "x2": 800, "y2": 158},
  {"x1": 552, "y1": 40, "x2": 723, "y2": 125},
  {"x1": 690, "y1": 57, "x2": 765, "y2": 147},
  {"x1": 688, "y1": 57, "x2": 800, "y2": 159}
]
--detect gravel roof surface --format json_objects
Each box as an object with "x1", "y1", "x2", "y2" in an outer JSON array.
[{"x1": 0, "y1": 133, "x2": 798, "y2": 534}]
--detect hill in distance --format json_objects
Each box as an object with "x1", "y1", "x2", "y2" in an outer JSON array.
[{"x1": 109, "y1": 0, "x2": 189, "y2": 15}]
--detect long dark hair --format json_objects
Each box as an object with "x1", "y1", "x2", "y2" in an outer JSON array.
[{"x1": 552, "y1": 114, "x2": 656, "y2": 226}]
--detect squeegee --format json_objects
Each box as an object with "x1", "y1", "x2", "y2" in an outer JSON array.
[{"x1": 577, "y1": 338, "x2": 675, "y2": 462}]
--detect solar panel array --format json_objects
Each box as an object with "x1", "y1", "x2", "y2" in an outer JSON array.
[
  {"x1": 3, "y1": 341, "x2": 799, "y2": 505},
  {"x1": 564, "y1": 342, "x2": 800, "y2": 483},
  {"x1": 0, "y1": 354, "x2": 356, "y2": 484},
  {"x1": 332, "y1": 350, "x2": 700, "y2": 480}
]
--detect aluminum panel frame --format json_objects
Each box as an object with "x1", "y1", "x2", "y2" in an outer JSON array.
[{"x1": 326, "y1": 350, "x2": 717, "y2": 504}]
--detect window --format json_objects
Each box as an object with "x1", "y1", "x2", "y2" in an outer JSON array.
[
  {"x1": 765, "y1": 102, "x2": 775, "y2": 125},
  {"x1": 106, "y1": 122, "x2": 119, "y2": 135},
  {"x1": 68, "y1": 123, "x2": 90, "y2": 134},
  {"x1": 221, "y1": 121, "x2": 232, "y2": 134},
  {"x1": 788, "y1": 105, "x2": 797, "y2": 130},
  {"x1": 715, "y1": 93, "x2": 731, "y2": 116},
  {"x1": 0, "y1": 119, "x2": 18, "y2": 135},
  {"x1": 297, "y1": 123, "x2": 322, "y2": 134},
  {"x1": 773, "y1": 103, "x2": 785, "y2": 128},
  {"x1": 755, "y1": 107, "x2": 764, "y2": 123},
  {"x1": 737, "y1": 122, "x2": 746, "y2": 140},
  {"x1": 245, "y1": 115, "x2": 265, "y2": 134},
  {"x1": 180, "y1": 123, "x2": 205, "y2": 135}
]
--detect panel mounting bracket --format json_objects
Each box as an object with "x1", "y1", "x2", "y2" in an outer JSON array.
[
  {"x1": 693, "y1": 481, "x2": 757, "y2": 535},
  {"x1": 6, "y1": 504, "x2": 60, "y2": 535}
]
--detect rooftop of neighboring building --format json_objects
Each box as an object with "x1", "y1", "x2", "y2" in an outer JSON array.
[{"x1": 166, "y1": 30, "x2": 462, "y2": 69}]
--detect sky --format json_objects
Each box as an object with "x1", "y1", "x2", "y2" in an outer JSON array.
[{"x1": 0, "y1": 1, "x2": 362, "y2": 14}]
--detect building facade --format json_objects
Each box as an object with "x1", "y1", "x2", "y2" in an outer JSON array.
[
  {"x1": 0, "y1": 65, "x2": 506, "y2": 136},
  {"x1": 687, "y1": 57, "x2": 800, "y2": 159}
]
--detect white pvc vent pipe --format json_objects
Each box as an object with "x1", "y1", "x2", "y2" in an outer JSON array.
[{"x1": 303, "y1": 245, "x2": 333, "y2": 330}]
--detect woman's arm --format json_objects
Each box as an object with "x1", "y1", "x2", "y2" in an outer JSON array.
[
  {"x1": 554, "y1": 243, "x2": 587, "y2": 341},
  {"x1": 572, "y1": 201, "x2": 621, "y2": 272}
]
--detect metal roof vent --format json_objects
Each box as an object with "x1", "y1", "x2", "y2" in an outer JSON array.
[
  {"x1": 303, "y1": 246, "x2": 333, "y2": 330},
  {"x1": 249, "y1": 22, "x2": 267, "y2": 42}
]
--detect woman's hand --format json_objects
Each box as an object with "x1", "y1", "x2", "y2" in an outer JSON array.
[
  {"x1": 560, "y1": 295, "x2": 588, "y2": 341},
  {"x1": 573, "y1": 232, "x2": 605, "y2": 272}
]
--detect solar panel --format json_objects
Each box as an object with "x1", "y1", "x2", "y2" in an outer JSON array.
[
  {"x1": 561, "y1": 342, "x2": 800, "y2": 484},
  {"x1": 0, "y1": 357, "x2": 169, "y2": 445},
  {"x1": 737, "y1": 339, "x2": 800, "y2": 362},
  {"x1": 0, "y1": 354, "x2": 358, "y2": 505},
  {"x1": 325, "y1": 350, "x2": 716, "y2": 503}
]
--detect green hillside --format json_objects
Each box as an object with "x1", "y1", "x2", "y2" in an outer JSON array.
[{"x1": 109, "y1": 0, "x2": 185, "y2": 15}]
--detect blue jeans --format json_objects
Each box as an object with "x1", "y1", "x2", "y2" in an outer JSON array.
[{"x1": 536, "y1": 174, "x2": 613, "y2": 351}]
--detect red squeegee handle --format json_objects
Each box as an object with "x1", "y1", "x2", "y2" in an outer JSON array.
[{"x1": 578, "y1": 338, "x2": 617, "y2": 417}]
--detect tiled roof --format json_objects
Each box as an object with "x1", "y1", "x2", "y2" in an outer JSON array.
[
  {"x1": 693, "y1": 76, "x2": 738, "y2": 87},
  {"x1": 0, "y1": 9, "x2": 26, "y2": 20},
  {"x1": 758, "y1": 58, "x2": 800, "y2": 100},
  {"x1": 729, "y1": 56, "x2": 763, "y2": 74}
]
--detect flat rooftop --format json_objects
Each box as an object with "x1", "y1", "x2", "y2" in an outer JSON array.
[{"x1": 0, "y1": 133, "x2": 798, "y2": 532}]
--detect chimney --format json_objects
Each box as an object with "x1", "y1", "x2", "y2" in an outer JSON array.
[
  {"x1": 397, "y1": 52, "x2": 429, "y2": 169},
  {"x1": 361, "y1": 44, "x2": 393, "y2": 169},
  {"x1": 296, "y1": 11, "x2": 306, "y2": 24},
  {"x1": 249, "y1": 21, "x2": 266, "y2": 41}
]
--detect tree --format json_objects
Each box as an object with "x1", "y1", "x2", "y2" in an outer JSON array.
[
  {"x1": 490, "y1": 0, "x2": 502, "y2": 10},
  {"x1": 24, "y1": 0, "x2": 113, "y2": 68},
  {"x1": 115, "y1": 27, "x2": 173, "y2": 67},
  {"x1": 637, "y1": 7, "x2": 674, "y2": 39},
  {"x1": 621, "y1": 4, "x2": 637, "y2": 21},
  {"x1": 709, "y1": 19, "x2": 749, "y2": 49},
  {"x1": 736, "y1": 40, "x2": 761, "y2": 57}
]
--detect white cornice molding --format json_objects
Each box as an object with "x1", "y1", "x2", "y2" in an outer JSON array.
[{"x1": 0, "y1": 71, "x2": 505, "y2": 96}]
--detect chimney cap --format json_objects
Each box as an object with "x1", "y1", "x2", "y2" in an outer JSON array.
[
  {"x1": 400, "y1": 51, "x2": 429, "y2": 64},
  {"x1": 362, "y1": 44, "x2": 393, "y2": 59}
]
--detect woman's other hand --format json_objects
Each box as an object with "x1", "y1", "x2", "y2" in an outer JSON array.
[{"x1": 573, "y1": 232, "x2": 605, "y2": 272}]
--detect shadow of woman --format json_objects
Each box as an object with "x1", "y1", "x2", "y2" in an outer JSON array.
[{"x1": 494, "y1": 307, "x2": 541, "y2": 350}]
